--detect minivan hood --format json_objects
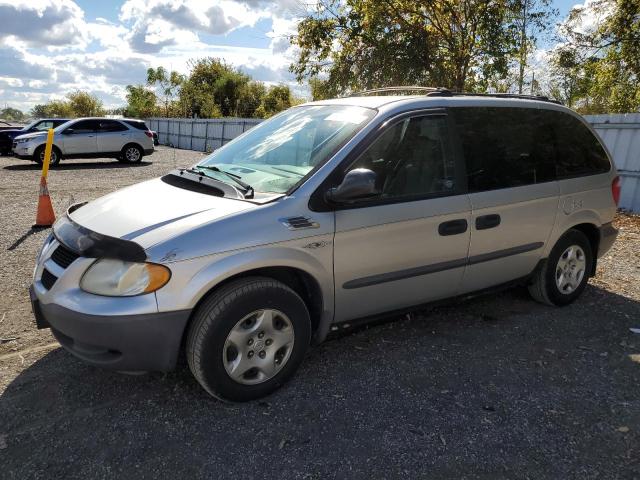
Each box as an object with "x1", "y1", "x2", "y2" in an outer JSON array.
[{"x1": 69, "y1": 177, "x2": 255, "y2": 249}]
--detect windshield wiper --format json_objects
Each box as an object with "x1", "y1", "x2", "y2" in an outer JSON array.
[{"x1": 189, "y1": 165, "x2": 254, "y2": 198}]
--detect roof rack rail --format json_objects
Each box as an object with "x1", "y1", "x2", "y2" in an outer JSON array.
[
  {"x1": 426, "y1": 89, "x2": 563, "y2": 105},
  {"x1": 347, "y1": 86, "x2": 445, "y2": 96},
  {"x1": 346, "y1": 85, "x2": 562, "y2": 104}
]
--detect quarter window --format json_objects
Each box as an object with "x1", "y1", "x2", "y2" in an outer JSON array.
[
  {"x1": 553, "y1": 112, "x2": 610, "y2": 177},
  {"x1": 346, "y1": 115, "x2": 456, "y2": 199}
]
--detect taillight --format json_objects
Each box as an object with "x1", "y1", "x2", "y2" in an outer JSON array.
[
  {"x1": 612, "y1": 176, "x2": 621, "y2": 206},
  {"x1": 145, "y1": 131, "x2": 153, "y2": 138}
]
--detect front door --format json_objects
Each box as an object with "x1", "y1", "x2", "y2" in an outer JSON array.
[
  {"x1": 62, "y1": 119, "x2": 99, "y2": 155},
  {"x1": 450, "y1": 107, "x2": 560, "y2": 293},
  {"x1": 97, "y1": 120, "x2": 130, "y2": 153},
  {"x1": 333, "y1": 112, "x2": 471, "y2": 323}
]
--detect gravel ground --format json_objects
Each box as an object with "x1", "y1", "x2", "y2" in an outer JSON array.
[{"x1": 0, "y1": 148, "x2": 639, "y2": 479}]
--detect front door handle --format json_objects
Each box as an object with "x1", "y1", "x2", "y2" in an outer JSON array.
[
  {"x1": 438, "y1": 219, "x2": 468, "y2": 236},
  {"x1": 475, "y1": 214, "x2": 501, "y2": 230}
]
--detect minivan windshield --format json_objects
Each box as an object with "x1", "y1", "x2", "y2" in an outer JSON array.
[{"x1": 196, "y1": 105, "x2": 375, "y2": 194}]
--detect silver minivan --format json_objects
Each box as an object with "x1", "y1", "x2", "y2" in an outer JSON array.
[{"x1": 30, "y1": 90, "x2": 619, "y2": 401}]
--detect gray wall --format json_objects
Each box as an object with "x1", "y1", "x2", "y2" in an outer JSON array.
[
  {"x1": 147, "y1": 118, "x2": 262, "y2": 153},
  {"x1": 585, "y1": 114, "x2": 640, "y2": 213},
  {"x1": 148, "y1": 115, "x2": 640, "y2": 213}
]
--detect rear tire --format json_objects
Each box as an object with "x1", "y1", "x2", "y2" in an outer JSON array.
[
  {"x1": 34, "y1": 145, "x2": 61, "y2": 166},
  {"x1": 528, "y1": 229, "x2": 593, "y2": 306},
  {"x1": 121, "y1": 144, "x2": 143, "y2": 163},
  {"x1": 186, "y1": 277, "x2": 311, "y2": 402}
]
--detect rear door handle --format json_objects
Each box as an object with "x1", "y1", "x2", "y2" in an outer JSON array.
[
  {"x1": 438, "y1": 219, "x2": 468, "y2": 236},
  {"x1": 475, "y1": 214, "x2": 501, "y2": 230}
]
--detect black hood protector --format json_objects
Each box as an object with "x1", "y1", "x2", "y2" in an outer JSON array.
[{"x1": 53, "y1": 203, "x2": 147, "y2": 262}]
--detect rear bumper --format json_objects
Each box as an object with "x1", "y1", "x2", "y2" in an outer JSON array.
[
  {"x1": 30, "y1": 286, "x2": 190, "y2": 372},
  {"x1": 144, "y1": 148, "x2": 154, "y2": 155},
  {"x1": 598, "y1": 221, "x2": 618, "y2": 257}
]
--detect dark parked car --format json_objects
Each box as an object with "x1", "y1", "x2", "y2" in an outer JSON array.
[
  {"x1": 0, "y1": 120, "x2": 22, "y2": 132},
  {"x1": 0, "y1": 118, "x2": 70, "y2": 155}
]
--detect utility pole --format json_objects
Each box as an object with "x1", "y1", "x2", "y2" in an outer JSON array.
[
  {"x1": 531, "y1": 71, "x2": 535, "y2": 95},
  {"x1": 518, "y1": 0, "x2": 528, "y2": 95}
]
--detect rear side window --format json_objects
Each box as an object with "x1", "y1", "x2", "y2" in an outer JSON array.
[
  {"x1": 552, "y1": 112, "x2": 610, "y2": 178},
  {"x1": 124, "y1": 120, "x2": 149, "y2": 131},
  {"x1": 452, "y1": 107, "x2": 556, "y2": 192},
  {"x1": 99, "y1": 120, "x2": 128, "y2": 132},
  {"x1": 68, "y1": 120, "x2": 99, "y2": 134}
]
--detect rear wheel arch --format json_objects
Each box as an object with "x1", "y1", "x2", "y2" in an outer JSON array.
[
  {"x1": 562, "y1": 222, "x2": 600, "y2": 276},
  {"x1": 121, "y1": 143, "x2": 144, "y2": 162}
]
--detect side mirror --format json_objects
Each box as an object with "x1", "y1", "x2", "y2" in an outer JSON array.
[
  {"x1": 325, "y1": 168, "x2": 379, "y2": 203},
  {"x1": 63, "y1": 128, "x2": 74, "y2": 135}
]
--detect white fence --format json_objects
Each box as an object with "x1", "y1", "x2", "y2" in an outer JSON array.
[
  {"x1": 586, "y1": 114, "x2": 640, "y2": 213},
  {"x1": 146, "y1": 118, "x2": 262, "y2": 152},
  {"x1": 148, "y1": 115, "x2": 640, "y2": 213}
]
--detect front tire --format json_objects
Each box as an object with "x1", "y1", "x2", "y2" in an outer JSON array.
[
  {"x1": 34, "y1": 145, "x2": 61, "y2": 166},
  {"x1": 186, "y1": 277, "x2": 311, "y2": 402},
  {"x1": 528, "y1": 229, "x2": 593, "y2": 306}
]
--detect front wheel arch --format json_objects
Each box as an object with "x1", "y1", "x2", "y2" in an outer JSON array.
[
  {"x1": 180, "y1": 266, "x2": 324, "y2": 354},
  {"x1": 34, "y1": 144, "x2": 62, "y2": 165}
]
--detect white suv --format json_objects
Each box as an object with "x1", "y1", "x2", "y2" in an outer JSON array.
[{"x1": 13, "y1": 117, "x2": 155, "y2": 166}]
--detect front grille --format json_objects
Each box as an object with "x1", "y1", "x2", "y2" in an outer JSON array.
[
  {"x1": 41, "y1": 269, "x2": 58, "y2": 290},
  {"x1": 51, "y1": 244, "x2": 80, "y2": 269}
]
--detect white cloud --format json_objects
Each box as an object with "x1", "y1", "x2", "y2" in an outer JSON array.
[
  {"x1": 0, "y1": 0, "x2": 89, "y2": 48},
  {"x1": 0, "y1": 0, "x2": 308, "y2": 113},
  {"x1": 119, "y1": 0, "x2": 270, "y2": 53}
]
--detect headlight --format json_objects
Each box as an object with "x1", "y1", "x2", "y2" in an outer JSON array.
[
  {"x1": 17, "y1": 138, "x2": 30, "y2": 144},
  {"x1": 80, "y1": 259, "x2": 171, "y2": 296}
]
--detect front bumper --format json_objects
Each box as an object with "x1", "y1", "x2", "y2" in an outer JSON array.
[
  {"x1": 30, "y1": 286, "x2": 190, "y2": 371},
  {"x1": 13, "y1": 143, "x2": 36, "y2": 158},
  {"x1": 30, "y1": 231, "x2": 190, "y2": 372}
]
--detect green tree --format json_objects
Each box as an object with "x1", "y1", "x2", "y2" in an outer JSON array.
[
  {"x1": 30, "y1": 99, "x2": 73, "y2": 118},
  {"x1": 236, "y1": 81, "x2": 267, "y2": 118},
  {"x1": 180, "y1": 58, "x2": 250, "y2": 117},
  {"x1": 147, "y1": 66, "x2": 184, "y2": 117},
  {"x1": 0, "y1": 107, "x2": 25, "y2": 121},
  {"x1": 66, "y1": 90, "x2": 104, "y2": 116},
  {"x1": 553, "y1": 0, "x2": 640, "y2": 113},
  {"x1": 125, "y1": 85, "x2": 158, "y2": 118},
  {"x1": 507, "y1": 0, "x2": 558, "y2": 94},
  {"x1": 292, "y1": 0, "x2": 520, "y2": 94},
  {"x1": 256, "y1": 85, "x2": 293, "y2": 118}
]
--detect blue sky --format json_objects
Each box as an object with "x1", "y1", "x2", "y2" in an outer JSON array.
[{"x1": 0, "y1": 0, "x2": 596, "y2": 113}]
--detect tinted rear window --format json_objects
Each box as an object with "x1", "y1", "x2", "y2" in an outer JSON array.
[
  {"x1": 124, "y1": 120, "x2": 149, "y2": 131},
  {"x1": 452, "y1": 107, "x2": 556, "y2": 192},
  {"x1": 553, "y1": 112, "x2": 610, "y2": 178},
  {"x1": 451, "y1": 107, "x2": 610, "y2": 192}
]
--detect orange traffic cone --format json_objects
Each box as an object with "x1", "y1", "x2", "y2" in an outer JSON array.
[{"x1": 34, "y1": 176, "x2": 56, "y2": 228}]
